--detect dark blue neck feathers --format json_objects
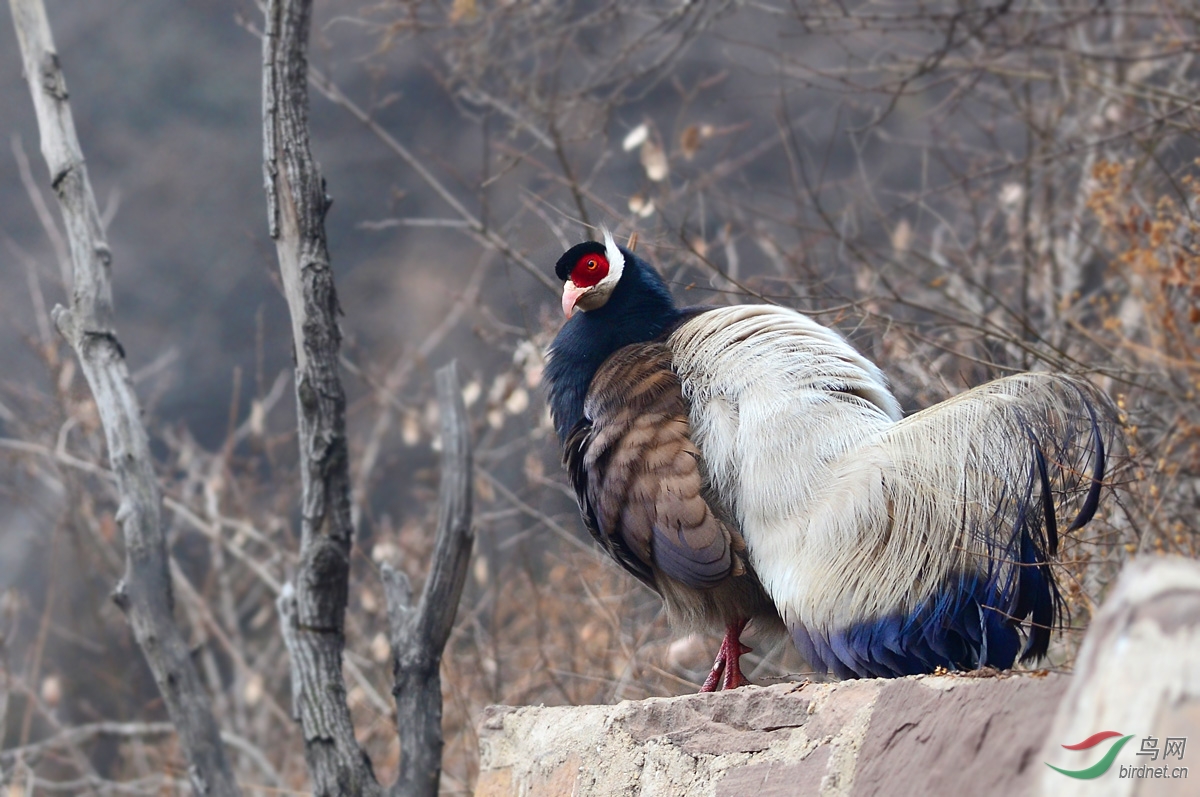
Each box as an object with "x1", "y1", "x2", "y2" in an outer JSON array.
[{"x1": 546, "y1": 247, "x2": 680, "y2": 443}]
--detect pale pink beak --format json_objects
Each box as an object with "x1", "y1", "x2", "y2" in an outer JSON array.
[{"x1": 562, "y1": 280, "x2": 589, "y2": 319}]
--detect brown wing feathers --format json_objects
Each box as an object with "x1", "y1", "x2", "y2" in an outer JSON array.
[{"x1": 565, "y1": 342, "x2": 740, "y2": 592}]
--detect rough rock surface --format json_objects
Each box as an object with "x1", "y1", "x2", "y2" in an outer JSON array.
[
  {"x1": 477, "y1": 674, "x2": 1066, "y2": 796},
  {"x1": 476, "y1": 557, "x2": 1200, "y2": 796}
]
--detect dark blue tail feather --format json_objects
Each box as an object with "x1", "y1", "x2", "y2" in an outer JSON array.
[
  {"x1": 790, "y1": 381, "x2": 1111, "y2": 679},
  {"x1": 794, "y1": 572, "x2": 1029, "y2": 678},
  {"x1": 1067, "y1": 394, "x2": 1107, "y2": 532},
  {"x1": 795, "y1": 428, "x2": 1067, "y2": 677}
]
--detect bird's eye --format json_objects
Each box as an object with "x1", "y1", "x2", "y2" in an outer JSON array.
[{"x1": 570, "y1": 252, "x2": 609, "y2": 287}]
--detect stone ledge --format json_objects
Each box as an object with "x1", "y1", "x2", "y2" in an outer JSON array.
[
  {"x1": 478, "y1": 672, "x2": 1064, "y2": 796},
  {"x1": 477, "y1": 557, "x2": 1200, "y2": 797}
]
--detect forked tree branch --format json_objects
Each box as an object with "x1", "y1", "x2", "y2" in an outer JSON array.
[
  {"x1": 383, "y1": 362, "x2": 475, "y2": 797},
  {"x1": 8, "y1": 0, "x2": 239, "y2": 794},
  {"x1": 264, "y1": 1, "x2": 474, "y2": 795}
]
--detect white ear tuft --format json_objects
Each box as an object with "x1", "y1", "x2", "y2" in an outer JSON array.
[{"x1": 600, "y1": 226, "x2": 625, "y2": 286}]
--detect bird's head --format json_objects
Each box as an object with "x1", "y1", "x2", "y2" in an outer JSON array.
[
  {"x1": 546, "y1": 229, "x2": 679, "y2": 440},
  {"x1": 555, "y1": 228, "x2": 627, "y2": 319}
]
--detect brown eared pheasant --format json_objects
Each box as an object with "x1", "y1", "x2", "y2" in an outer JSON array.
[{"x1": 544, "y1": 229, "x2": 1116, "y2": 690}]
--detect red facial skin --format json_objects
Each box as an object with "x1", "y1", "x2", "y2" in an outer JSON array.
[{"x1": 561, "y1": 253, "x2": 610, "y2": 318}]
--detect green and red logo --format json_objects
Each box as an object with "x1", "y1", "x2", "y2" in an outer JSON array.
[{"x1": 1046, "y1": 731, "x2": 1135, "y2": 779}]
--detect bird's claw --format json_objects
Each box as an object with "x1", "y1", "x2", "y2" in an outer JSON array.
[{"x1": 700, "y1": 627, "x2": 752, "y2": 691}]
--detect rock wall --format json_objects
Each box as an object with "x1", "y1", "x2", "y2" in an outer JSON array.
[{"x1": 475, "y1": 557, "x2": 1200, "y2": 797}]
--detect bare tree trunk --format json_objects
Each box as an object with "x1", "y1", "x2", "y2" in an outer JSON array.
[
  {"x1": 262, "y1": 0, "x2": 379, "y2": 794},
  {"x1": 384, "y1": 363, "x2": 475, "y2": 797},
  {"x1": 263, "y1": 1, "x2": 475, "y2": 795},
  {"x1": 8, "y1": 1, "x2": 239, "y2": 794}
]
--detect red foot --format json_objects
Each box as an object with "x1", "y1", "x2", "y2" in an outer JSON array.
[{"x1": 700, "y1": 619, "x2": 752, "y2": 692}]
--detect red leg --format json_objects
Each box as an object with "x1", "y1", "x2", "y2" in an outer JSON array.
[{"x1": 700, "y1": 619, "x2": 752, "y2": 692}]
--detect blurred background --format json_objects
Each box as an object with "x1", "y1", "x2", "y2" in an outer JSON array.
[{"x1": 0, "y1": 0, "x2": 1196, "y2": 793}]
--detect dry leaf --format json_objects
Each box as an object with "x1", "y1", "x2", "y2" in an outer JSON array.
[
  {"x1": 999, "y1": 182, "x2": 1023, "y2": 209},
  {"x1": 370, "y1": 632, "x2": 391, "y2": 664},
  {"x1": 622, "y1": 123, "x2": 649, "y2": 151},
  {"x1": 448, "y1": 0, "x2": 478, "y2": 24},
  {"x1": 640, "y1": 139, "x2": 669, "y2": 182},
  {"x1": 461, "y1": 379, "x2": 482, "y2": 407},
  {"x1": 524, "y1": 451, "x2": 544, "y2": 483},
  {"x1": 40, "y1": 675, "x2": 62, "y2": 708},
  {"x1": 475, "y1": 474, "x2": 496, "y2": 503},
  {"x1": 372, "y1": 541, "x2": 400, "y2": 566},
  {"x1": 401, "y1": 409, "x2": 421, "y2": 446},
  {"x1": 248, "y1": 399, "x2": 265, "y2": 437},
  {"x1": 628, "y1": 193, "x2": 656, "y2": 218},
  {"x1": 524, "y1": 359, "x2": 544, "y2": 388},
  {"x1": 504, "y1": 386, "x2": 529, "y2": 415},
  {"x1": 679, "y1": 124, "x2": 701, "y2": 160},
  {"x1": 244, "y1": 673, "x2": 264, "y2": 706},
  {"x1": 423, "y1": 399, "x2": 440, "y2": 432},
  {"x1": 891, "y1": 219, "x2": 912, "y2": 255}
]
